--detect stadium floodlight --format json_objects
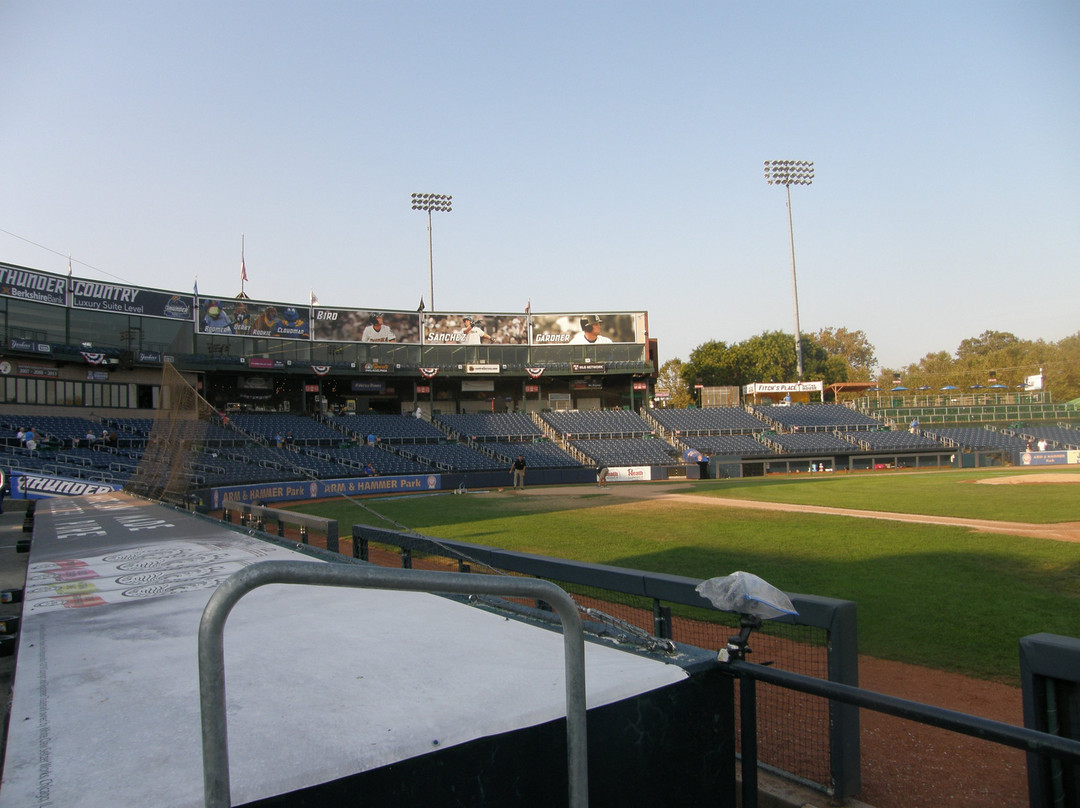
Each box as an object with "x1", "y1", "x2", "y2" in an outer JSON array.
[
  {"x1": 764, "y1": 160, "x2": 814, "y2": 380},
  {"x1": 411, "y1": 193, "x2": 453, "y2": 311}
]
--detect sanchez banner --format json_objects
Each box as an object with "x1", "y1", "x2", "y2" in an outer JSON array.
[{"x1": 423, "y1": 313, "x2": 530, "y2": 345}]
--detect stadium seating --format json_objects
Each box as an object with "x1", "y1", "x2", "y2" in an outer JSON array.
[
  {"x1": 649, "y1": 407, "x2": 770, "y2": 435},
  {"x1": 919, "y1": 427, "x2": 1028, "y2": 452},
  {"x1": 683, "y1": 434, "x2": 772, "y2": 456},
  {"x1": 433, "y1": 413, "x2": 544, "y2": 441},
  {"x1": 541, "y1": 410, "x2": 654, "y2": 438},
  {"x1": 228, "y1": 413, "x2": 346, "y2": 445},
  {"x1": 395, "y1": 443, "x2": 507, "y2": 471},
  {"x1": 1006, "y1": 425, "x2": 1080, "y2": 450},
  {"x1": 324, "y1": 446, "x2": 434, "y2": 476},
  {"x1": 764, "y1": 432, "x2": 860, "y2": 454},
  {"x1": 333, "y1": 413, "x2": 446, "y2": 443},
  {"x1": 486, "y1": 442, "x2": 581, "y2": 469},
  {"x1": 754, "y1": 404, "x2": 881, "y2": 432},
  {"x1": 569, "y1": 438, "x2": 678, "y2": 467},
  {"x1": 1, "y1": 414, "x2": 104, "y2": 445},
  {"x1": 841, "y1": 431, "x2": 945, "y2": 451}
]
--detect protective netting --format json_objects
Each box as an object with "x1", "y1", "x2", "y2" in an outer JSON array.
[{"x1": 124, "y1": 362, "x2": 219, "y2": 505}]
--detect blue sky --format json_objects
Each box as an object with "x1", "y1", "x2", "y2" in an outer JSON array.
[{"x1": 2, "y1": 1, "x2": 1077, "y2": 371}]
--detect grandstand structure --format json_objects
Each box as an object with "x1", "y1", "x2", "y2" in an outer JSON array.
[
  {"x1": 0, "y1": 259, "x2": 1076, "y2": 495},
  {"x1": 3, "y1": 396, "x2": 1079, "y2": 499}
]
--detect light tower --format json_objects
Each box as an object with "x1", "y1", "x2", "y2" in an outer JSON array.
[
  {"x1": 410, "y1": 193, "x2": 452, "y2": 311},
  {"x1": 764, "y1": 160, "x2": 814, "y2": 380}
]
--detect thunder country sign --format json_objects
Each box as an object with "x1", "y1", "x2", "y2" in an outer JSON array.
[{"x1": 11, "y1": 471, "x2": 123, "y2": 499}]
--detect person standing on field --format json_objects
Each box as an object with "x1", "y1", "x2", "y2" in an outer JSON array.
[{"x1": 511, "y1": 454, "x2": 527, "y2": 490}]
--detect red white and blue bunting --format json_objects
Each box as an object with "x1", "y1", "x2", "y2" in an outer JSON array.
[
  {"x1": 419, "y1": 367, "x2": 440, "y2": 379},
  {"x1": 81, "y1": 352, "x2": 106, "y2": 365},
  {"x1": 526, "y1": 367, "x2": 545, "y2": 379},
  {"x1": 311, "y1": 365, "x2": 331, "y2": 377}
]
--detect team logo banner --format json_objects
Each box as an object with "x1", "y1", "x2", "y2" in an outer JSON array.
[
  {"x1": 423, "y1": 313, "x2": 529, "y2": 345},
  {"x1": 198, "y1": 298, "x2": 310, "y2": 339},
  {"x1": 529, "y1": 313, "x2": 641, "y2": 345},
  {"x1": 0, "y1": 263, "x2": 67, "y2": 306},
  {"x1": 11, "y1": 471, "x2": 123, "y2": 499},
  {"x1": 311, "y1": 309, "x2": 421, "y2": 344},
  {"x1": 71, "y1": 278, "x2": 193, "y2": 320}
]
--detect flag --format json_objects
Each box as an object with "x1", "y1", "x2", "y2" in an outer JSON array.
[
  {"x1": 418, "y1": 297, "x2": 426, "y2": 312},
  {"x1": 194, "y1": 278, "x2": 199, "y2": 297},
  {"x1": 525, "y1": 299, "x2": 531, "y2": 316},
  {"x1": 241, "y1": 257, "x2": 248, "y2": 283},
  {"x1": 310, "y1": 289, "x2": 319, "y2": 306}
]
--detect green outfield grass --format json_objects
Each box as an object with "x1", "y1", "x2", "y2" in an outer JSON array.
[{"x1": 291, "y1": 467, "x2": 1080, "y2": 683}]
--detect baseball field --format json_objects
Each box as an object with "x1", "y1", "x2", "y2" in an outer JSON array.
[{"x1": 292, "y1": 466, "x2": 1080, "y2": 683}]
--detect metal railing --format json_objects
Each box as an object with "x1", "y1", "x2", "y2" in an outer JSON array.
[
  {"x1": 726, "y1": 656, "x2": 1080, "y2": 808},
  {"x1": 350, "y1": 524, "x2": 861, "y2": 798},
  {"x1": 197, "y1": 561, "x2": 589, "y2": 808},
  {"x1": 222, "y1": 501, "x2": 339, "y2": 552}
]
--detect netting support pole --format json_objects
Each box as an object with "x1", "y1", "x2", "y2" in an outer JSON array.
[
  {"x1": 352, "y1": 536, "x2": 368, "y2": 562},
  {"x1": 739, "y1": 674, "x2": 759, "y2": 808},
  {"x1": 652, "y1": 600, "x2": 672, "y2": 640}
]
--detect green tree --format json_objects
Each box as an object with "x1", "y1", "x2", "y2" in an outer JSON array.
[
  {"x1": 655, "y1": 359, "x2": 693, "y2": 408},
  {"x1": 955, "y1": 330, "x2": 1021, "y2": 360},
  {"x1": 814, "y1": 327, "x2": 877, "y2": 380},
  {"x1": 682, "y1": 332, "x2": 849, "y2": 389}
]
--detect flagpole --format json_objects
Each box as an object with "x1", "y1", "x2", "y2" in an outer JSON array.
[{"x1": 240, "y1": 234, "x2": 246, "y2": 297}]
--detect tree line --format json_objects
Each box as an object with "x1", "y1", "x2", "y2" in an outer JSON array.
[{"x1": 657, "y1": 328, "x2": 1080, "y2": 408}]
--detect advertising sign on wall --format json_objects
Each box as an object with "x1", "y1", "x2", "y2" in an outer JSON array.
[
  {"x1": 423, "y1": 313, "x2": 530, "y2": 345},
  {"x1": 11, "y1": 471, "x2": 123, "y2": 499},
  {"x1": 0, "y1": 264, "x2": 67, "y2": 306},
  {"x1": 529, "y1": 312, "x2": 642, "y2": 345},
  {"x1": 209, "y1": 474, "x2": 441, "y2": 507},
  {"x1": 311, "y1": 309, "x2": 422, "y2": 344},
  {"x1": 71, "y1": 279, "x2": 193, "y2": 320},
  {"x1": 197, "y1": 298, "x2": 311, "y2": 339}
]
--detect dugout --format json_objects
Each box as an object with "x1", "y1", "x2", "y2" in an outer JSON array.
[{"x1": 2, "y1": 492, "x2": 737, "y2": 808}]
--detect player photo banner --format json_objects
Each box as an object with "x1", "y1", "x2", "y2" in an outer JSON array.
[
  {"x1": 311, "y1": 309, "x2": 421, "y2": 344},
  {"x1": 529, "y1": 312, "x2": 641, "y2": 345},
  {"x1": 198, "y1": 298, "x2": 310, "y2": 339},
  {"x1": 71, "y1": 278, "x2": 193, "y2": 320},
  {"x1": 423, "y1": 313, "x2": 529, "y2": 345},
  {"x1": 0, "y1": 263, "x2": 68, "y2": 307}
]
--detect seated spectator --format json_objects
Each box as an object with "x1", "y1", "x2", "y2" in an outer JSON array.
[{"x1": 15, "y1": 427, "x2": 25, "y2": 445}]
